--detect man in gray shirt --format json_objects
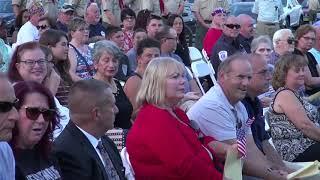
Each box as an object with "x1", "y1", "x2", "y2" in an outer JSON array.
[{"x1": 0, "y1": 73, "x2": 19, "y2": 180}]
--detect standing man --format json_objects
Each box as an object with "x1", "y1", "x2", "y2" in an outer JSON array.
[
  {"x1": 210, "y1": 16, "x2": 246, "y2": 75},
  {"x1": 242, "y1": 54, "x2": 290, "y2": 172},
  {"x1": 53, "y1": 79, "x2": 125, "y2": 180},
  {"x1": 0, "y1": 74, "x2": 19, "y2": 180},
  {"x1": 237, "y1": 14, "x2": 255, "y2": 53},
  {"x1": 67, "y1": 0, "x2": 89, "y2": 17},
  {"x1": 56, "y1": 3, "x2": 74, "y2": 33},
  {"x1": 102, "y1": 0, "x2": 124, "y2": 26},
  {"x1": 308, "y1": 0, "x2": 320, "y2": 24},
  {"x1": 192, "y1": 0, "x2": 229, "y2": 50},
  {"x1": 252, "y1": 0, "x2": 283, "y2": 39},
  {"x1": 187, "y1": 54, "x2": 287, "y2": 179}
]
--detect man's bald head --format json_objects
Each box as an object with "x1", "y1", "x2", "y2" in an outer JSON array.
[
  {"x1": 237, "y1": 14, "x2": 255, "y2": 38},
  {"x1": 0, "y1": 73, "x2": 19, "y2": 141}
]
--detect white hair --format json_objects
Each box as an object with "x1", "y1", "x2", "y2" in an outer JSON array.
[{"x1": 272, "y1": 29, "x2": 292, "y2": 47}]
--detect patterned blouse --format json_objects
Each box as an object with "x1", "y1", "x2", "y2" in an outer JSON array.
[
  {"x1": 70, "y1": 45, "x2": 95, "y2": 79},
  {"x1": 267, "y1": 87, "x2": 320, "y2": 162},
  {"x1": 122, "y1": 30, "x2": 133, "y2": 53}
]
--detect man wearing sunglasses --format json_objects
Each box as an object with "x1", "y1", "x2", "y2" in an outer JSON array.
[
  {"x1": 0, "y1": 74, "x2": 19, "y2": 180},
  {"x1": 309, "y1": 23, "x2": 320, "y2": 65},
  {"x1": 270, "y1": 29, "x2": 295, "y2": 65},
  {"x1": 53, "y1": 79, "x2": 125, "y2": 180},
  {"x1": 210, "y1": 16, "x2": 247, "y2": 76},
  {"x1": 56, "y1": 3, "x2": 74, "y2": 33}
]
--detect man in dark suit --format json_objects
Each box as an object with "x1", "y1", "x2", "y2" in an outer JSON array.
[{"x1": 53, "y1": 79, "x2": 126, "y2": 180}]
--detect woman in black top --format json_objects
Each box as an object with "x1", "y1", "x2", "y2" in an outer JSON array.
[
  {"x1": 92, "y1": 40, "x2": 133, "y2": 129},
  {"x1": 167, "y1": 14, "x2": 191, "y2": 67},
  {"x1": 10, "y1": 81, "x2": 62, "y2": 180},
  {"x1": 293, "y1": 25, "x2": 320, "y2": 96}
]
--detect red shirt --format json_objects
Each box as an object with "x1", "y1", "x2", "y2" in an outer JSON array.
[
  {"x1": 126, "y1": 104, "x2": 223, "y2": 180},
  {"x1": 203, "y1": 28, "x2": 223, "y2": 57}
]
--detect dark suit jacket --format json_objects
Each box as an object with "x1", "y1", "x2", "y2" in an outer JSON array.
[{"x1": 53, "y1": 121, "x2": 126, "y2": 180}]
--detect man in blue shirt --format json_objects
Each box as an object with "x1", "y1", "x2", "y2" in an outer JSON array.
[
  {"x1": 242, "y1": 54, "x2": 289, "y2": 171},
  {"x1": 0, "y1": 74, "x2": 19, "y2": 180}
]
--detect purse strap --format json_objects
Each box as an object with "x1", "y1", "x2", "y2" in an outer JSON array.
[{"x1": 69, "y1": 44, "x2": 94, "y2": 76}]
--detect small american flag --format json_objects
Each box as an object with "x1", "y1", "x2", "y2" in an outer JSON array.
[{"x1": 236, "y1": 117, "x2": 255, "y2": 158}]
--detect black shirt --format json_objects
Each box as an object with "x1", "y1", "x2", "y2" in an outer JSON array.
[
  {"x1": 15, "y1": 148, "x2": 62, "y2": 180},
  {"x1": 238, "y1": 34, "x2": 253, "y2": 53},
  {"x1": 210, "y1": 34, "x2": 246, "y2": 75},
  {"x1": 89, "y1": 23, "x2": 107, "y2": 38},
  {"x1": 242, "y1": 96, "x2": 270, "y2": 154},
  {"x1": 175, "y1": 42, "x2": 191, "y2": 67},
  {"x1": 56, "y1": 21, "x2": 68, "y2": 33},
  {"x1": 114, "y1": 79, "x2": 133, "y2": 129}
]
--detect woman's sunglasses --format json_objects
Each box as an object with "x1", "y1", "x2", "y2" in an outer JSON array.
[
  {"x1": 287, "y1": 38, "x2": 296, "y2": 45},
  {"x1": 24, "y1": 106, "x2": 56, "y2": 122},
  {"x1": 36, "y1": 25, "x2": 48, "y2": 30},
  {"x1": 0, "y1": 99, "x2": 19, "y2": 113}
]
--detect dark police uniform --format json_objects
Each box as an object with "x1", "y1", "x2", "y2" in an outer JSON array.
[{"x1": 210, "y1": 34, "x2": 246, "y2": 75}]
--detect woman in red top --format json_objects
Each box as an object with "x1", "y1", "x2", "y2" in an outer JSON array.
[
  {"x1": 126, "y1": 57, "x2": 227, "y2": 179},
  {"x1": 203, "y1": 8, "x2": 226, "y2": 57}
]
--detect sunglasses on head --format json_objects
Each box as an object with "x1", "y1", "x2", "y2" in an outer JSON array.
[
  {"x1": 37, "y1": 25, "x2": 48, "y2": 30},
  {"x1": 0, "y1": 99, "x2": 19, "y2": 113},
  {"x1": 24, "y1": 107, "x2": 56, "y2": 122},
  {"x1": 225, "y1": 24, "x2": 241, "y2": 29},
  {"x1": 287, "y1": 38, "x2": 296, "y2": 44}
]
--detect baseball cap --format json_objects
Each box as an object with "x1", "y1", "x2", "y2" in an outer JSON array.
[{"x1": 61, "y1": 3, "x2": 74, "y2": 13}]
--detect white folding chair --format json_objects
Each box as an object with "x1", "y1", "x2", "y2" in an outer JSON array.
[
  {"x1": 188, "y1": 47, "x2": 203, "y2": 63},
  {"x1": 191, "y1": 60, "x2": 217, "y2": 95},
  {"x1": 120, "y1": 147, "x2": 135, "y2": 180}
]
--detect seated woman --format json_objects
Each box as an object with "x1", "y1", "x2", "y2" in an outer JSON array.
[
  {"x1": 167, "y1": 14, "x2": 191, "y2": 67},
  {"x1": 293, "y1": 24, "x2": 320, "y2": 96},
  {"x1": 40, "y1": 29, "x2": 73, "y2": 106},
  {"x1": 7, "y1": 41, "x2": 70, "y2": 138},
  {"x1": 92, "y1": 40, "x2": 133, "y2": 129},
  {"x1": 68, "y1": 17, "x2": 95, "y2": 81},
  {"x1": 121, "y1": 8, "x2": 136, "y2": 53},
  {"x1": 126, "y1": 57, "x2": 232, "y2": 179},
  {"x1": 267, "y1": 53, "x2": 320, "y2": 162},
  {"x1": 10, "y1": 81, "x2": 62, "y2": 179}
]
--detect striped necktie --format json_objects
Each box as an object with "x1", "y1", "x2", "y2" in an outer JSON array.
[{"x1": 97, "y1": 141, "x2": 120, "y2": 180}]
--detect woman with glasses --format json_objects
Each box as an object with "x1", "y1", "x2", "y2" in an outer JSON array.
[
  {"x1": 7, "y1": 41, "x2": 70, "y2": 139},
  {"x1": 293, "y1": 24, "x2": 320, "y2": 96},
  {"x1": 10, "y1": 81, "x2": 62, "y2": 179},
  {"x1": 68, "y1": 17, "x2": 94, "y2": 81},
  {"x1": 266, "y1": 54, "x2": 320, "y2": 162},
  {"x1": 121, "y1": 8, "x2": 136, "y2": 53},
  {"x1": 270, "y1": 29, "x2": 295, "y2": 65},
  {"x1": 167, "y1": 14, "x2": 191, "y2": 67}
]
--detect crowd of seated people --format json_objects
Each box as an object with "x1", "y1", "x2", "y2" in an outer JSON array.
[{"x1": 2, "y1": 0, "x2": 320, "y2": 179}]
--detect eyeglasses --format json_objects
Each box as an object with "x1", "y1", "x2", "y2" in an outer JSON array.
[
  {"x1": 287, "y1": 37, "x2": 296, "y2": 44},
  {"x1": 20, "y1": 59, "x2": 47, "y2": 67},
  {"x1": 24, "y1": 106, "x2": 56, "y2": 122},
  {"x1": 37, "y1": 25, "x2": 48, "y2": 30},
  {"x1": 225, "y1": 24, "x2": 241, "y2": 29},
  {"x1": 253, "y1": 69, "x2": 272, "y2": 76},
  {"x1": 124, "y1": 16, "x2": 135, "y2": 20},
  {"x1": 166, "y1": 37, "x2": 177, "y2": 41},
  {"x1": 302, "y1": 36, "x2": 315, "y2": 41},
  {"x1": 257, "y1": 48, "x2": 272, "y2": 53},
  {"x1": 0, "y1": 99, "x2": 19, "y2": 113}
]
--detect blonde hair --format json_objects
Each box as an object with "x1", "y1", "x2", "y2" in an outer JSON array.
[{"x1": 136, "y1": 57, "x2": 185, "y2": 108}]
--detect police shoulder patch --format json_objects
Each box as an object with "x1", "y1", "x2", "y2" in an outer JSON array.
[{"x1": 218, "y1": 51, "x2": 228, "y2": 61}]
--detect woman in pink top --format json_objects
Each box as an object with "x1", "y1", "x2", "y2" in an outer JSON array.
[{"x1": 203, "y1": 8, "x2": 226, "y2": 57}]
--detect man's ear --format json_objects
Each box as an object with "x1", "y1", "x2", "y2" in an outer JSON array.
[{"x1": 91, "y1": 107, "x2": 99, "y2": 121}]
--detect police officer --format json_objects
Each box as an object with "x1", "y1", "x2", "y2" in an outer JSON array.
[
  {"x1": 210, "y1": 16, "x2": 246, "y2": 75},
  {"x1": 192, "y1": 0, "x2": 229, "y2": 50}
]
